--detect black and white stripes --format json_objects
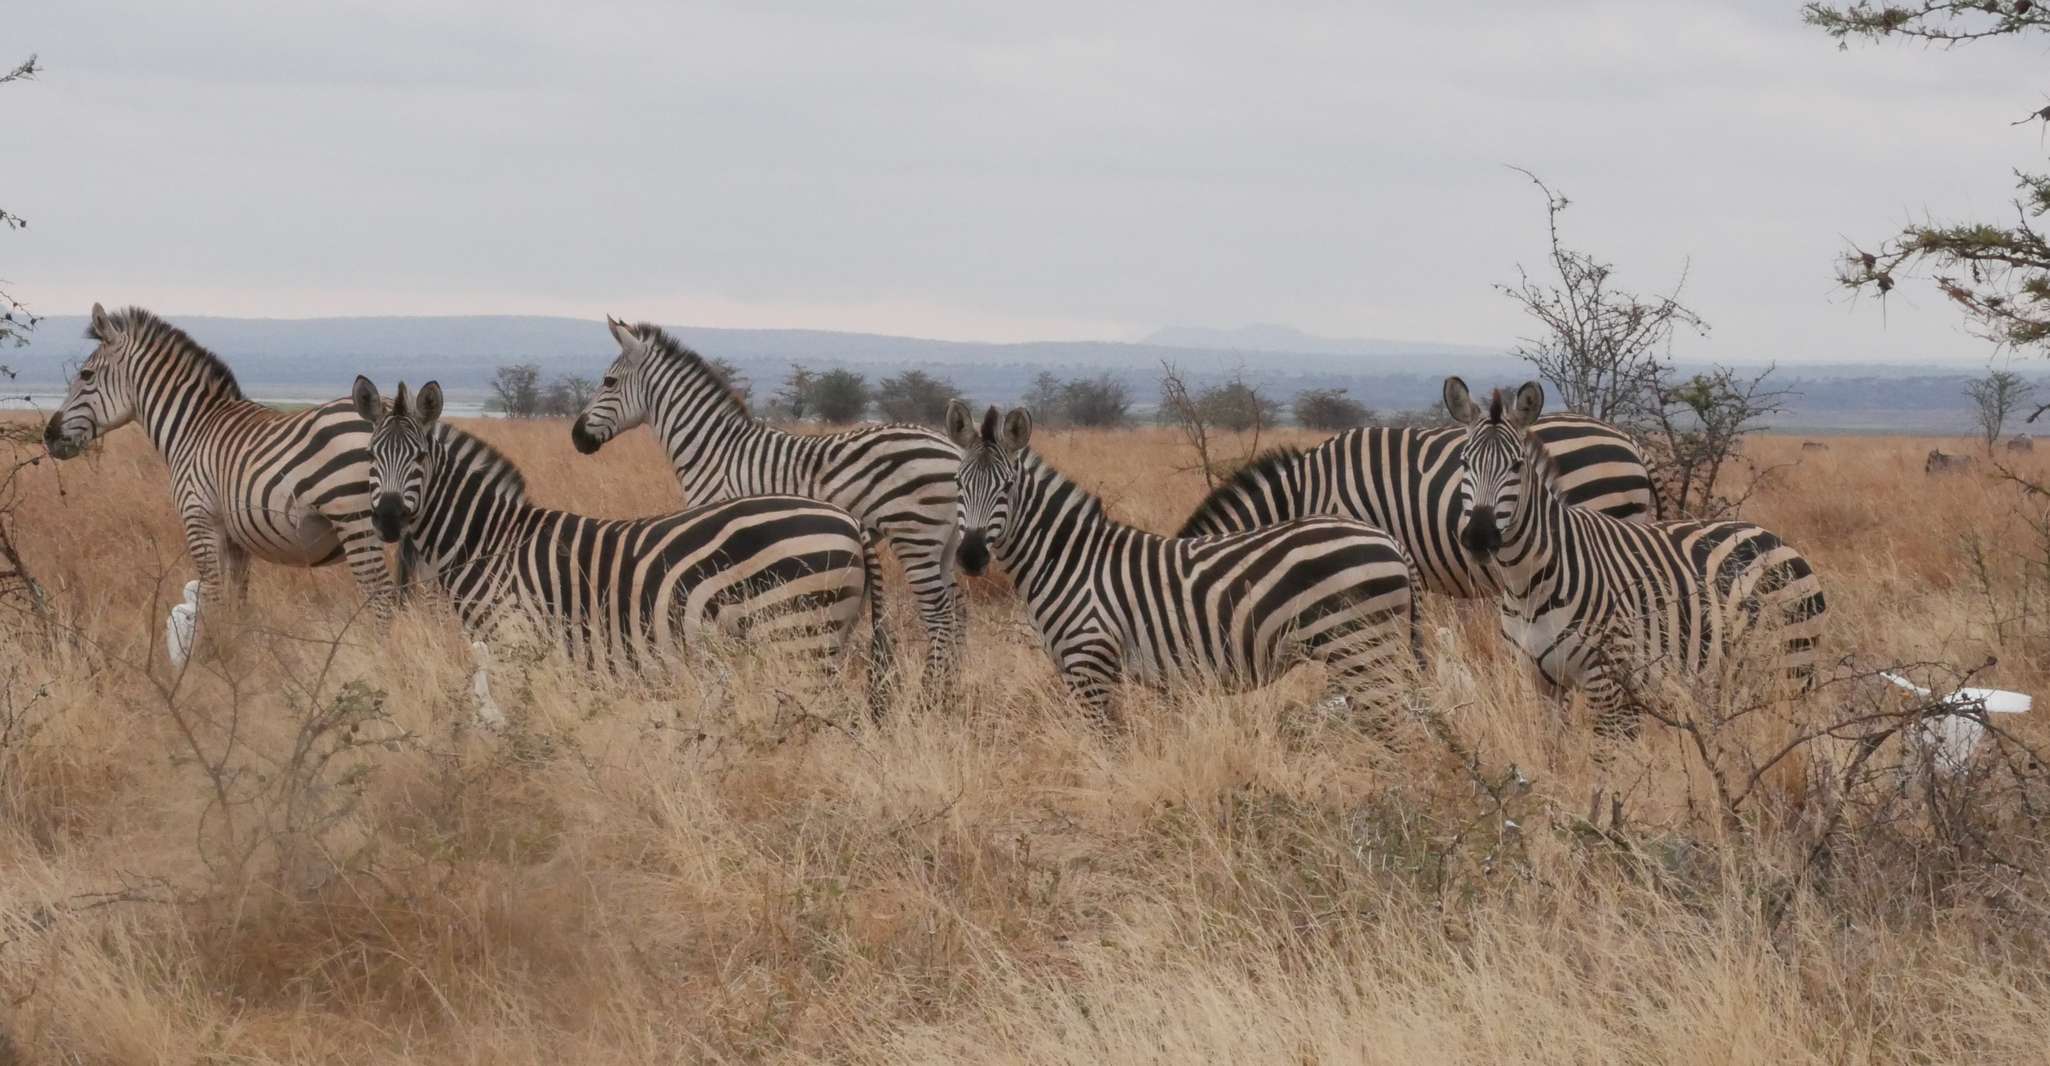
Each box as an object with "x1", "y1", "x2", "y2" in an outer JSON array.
[
  {"x1": 43, "y1": 305, "x2": 395, "y2": 633},
  {"x1": 569, "y1": 320, "x2": 963, "y2": 694},
  {"x1": 1445, "y1": 377, "x2": 1827, "y2": 739},
  {"x1": 946, "y1": 401, "x2": 1421, "y2": 718},
  {"x1": 360, "y1": 379, "x2": 891, "y2": 709},
  {"x1": 1177, "y1": 417, "x2": 1657, "y2": 598}
]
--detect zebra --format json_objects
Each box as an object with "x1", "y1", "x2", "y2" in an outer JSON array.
[
  {"x1": 42, "y1": 305, "x2": 395, "y2": 659},
  {"x1": 1925, "y1": 449, "x2": 1975, "y2": 475},
  {"x1": 2008, "y1": 435, "x2": 2035, "y2": 454},
  {"x1": 945, "y1": 400, "x2": 1422, "y2": 721},
  {"x1": 357, "y1": 378, "x2": 891, "y2": 713},
  {"x1": 1177, "y1": 414, "x2": 1657, "y2": 598},
  {"x1": 1801, "y1": 441, "x2": 1830, "y2": 453},
  {"x1": 1445, "y1": 377, "x2": 1827, "y2": 742},
  {"x1": 569, "y1": 320, "x2": 963, "y2": 697}
]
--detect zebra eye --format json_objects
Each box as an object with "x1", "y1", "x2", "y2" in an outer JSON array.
[
  {"x1": 602, "y1": 377, "x2": 618, "y2": 389},
  {"x1": 77, "y1": 368, "x2": 94, "y2": 383}
]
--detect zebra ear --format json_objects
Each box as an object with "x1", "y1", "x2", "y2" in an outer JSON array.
[
  {"x1": 87, "y1": 302, "x2": 114, "y2": 342},
  {"x1": 608, "y1": 317, "x2": 644, "y2": 365},
  {"x1": 1511, "y1": 381, "x2": 1545, "y2": 426},
  {"x1": 1001, "y1": 407, "x2": 1033, "y2": 452},
  {"x1": 351, "y1": 375, "x2": 382, "y2": 422},
  {"x1": 1443, "y1": 376, "x2": 1480, "y2": 424},
  {"x1": 944, "y1": 399, "x2": 979, "y2": 449},
  {"x1": 415, "y1": 381, "x2": 444, "y2": 425}
]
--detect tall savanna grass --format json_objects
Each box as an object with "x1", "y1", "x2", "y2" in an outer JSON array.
[{"x1": 0, "y1": 417, "x2": 2044, "y2": 1064}]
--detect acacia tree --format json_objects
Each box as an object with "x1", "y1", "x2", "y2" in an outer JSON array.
[
  {"x1": 1805, "y1": 3, "x2": 2050, "y2": 350},
  {"x1": 1496, "y1": 166, "x2": 1709, "y2": 424},
  {"x1": 1966, "y1": 368, "x2": 2035, "y2": 452},
  {"x1": 1, "y1": 55, "x2": 40, "y2": 357}
]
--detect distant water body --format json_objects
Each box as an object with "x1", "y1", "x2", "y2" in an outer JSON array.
[{"x1": 0, "y1": 393, "x2": 497, "y2": 419}]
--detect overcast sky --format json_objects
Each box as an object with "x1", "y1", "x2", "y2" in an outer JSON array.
[{"x1": 8, "y1": 0, "x2": 2047, "y2": 362}]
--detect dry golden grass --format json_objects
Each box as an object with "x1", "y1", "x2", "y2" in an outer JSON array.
[{"x1": 0, "y1": 417, "x2": 2047, "y2": 1064}]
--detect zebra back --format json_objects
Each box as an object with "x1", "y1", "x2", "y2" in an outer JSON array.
[{"x1": 1176, "y1": 416, "x2": 1653, "y2": 598}]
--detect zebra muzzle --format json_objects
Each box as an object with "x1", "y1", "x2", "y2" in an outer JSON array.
[
  {"x1": 569, "y1": 418, "x2": 604, "y2": 455},
  {"x1": 42, "y1": 417, "x2": 82, "y2": 460},
  {"x1": 1460, "y1": 506, "x2": 1502, "y2": 557},
  {"x1": 956, "y1": 532, "x2": 990, "y2": 577},
  {"x1": 372, "y1": 495, "x2": 410, "y2": 542}
]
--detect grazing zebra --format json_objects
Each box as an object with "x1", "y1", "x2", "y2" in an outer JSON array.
[
  {"x1": 1926, "y1": 449, "x2": 1975, "y2": 475},
  {"x1": 2008, "y1": 435, "x2": 2035, "y2": 454},
  {"x1": 42, "y1": 305, "x2": 394, "y2": 655},
  {"x1": 1801, "y1": 441, "x2": 1830, "y2": 452},
  {"x1": 1446, "y1": 377, "x2": 1827, "y2": 741},
  {"x1": 1177, "y1": 415, "x2": 1656, "y2": 598},
  {"x1": 569, "y1": 320, "x2": 963, "y2": 696},
  {"x1": 946, "y1": 401, "x2": 1421, "y2": 720},
  {"x1": 359, "y1": 378, "x2": 890, "y2": 712}
]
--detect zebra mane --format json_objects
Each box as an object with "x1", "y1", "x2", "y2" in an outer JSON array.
[
  {"x1": 432, "y1": 421, "x2": 529, "y2": 503},
  {"x1": 624, "y1": 322, "x2": 751, "y2": 419},
  {"x1": 1177, "y1": 446, "x2": 1304, "y2": 537},
  {"x1": 92, "y1": 307, "x2": 244, "y2": 400}
]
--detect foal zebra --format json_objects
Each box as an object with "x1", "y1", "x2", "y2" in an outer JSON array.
[
  {"x1": 570, "y1": 320, "x2": 963, "y2": 696},
  {"x1": 43, "y1": 305, "x2": 394, "y2": 648},
  {"x1": 1446, "y1": 377, "x2": 1827, "y2": 740},
  {"x1": 946, "y1": 401, "x2": 1421, "y2": 720},
  {"x1": 359, "y1": 379, "x2": 890, "y2": 712},
  {"x1": 1177, "y1": 416, "x2": 1656, "y2": 598}
]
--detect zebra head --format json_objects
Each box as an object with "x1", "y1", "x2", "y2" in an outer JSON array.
[
  {"x1": 1445, "y1": 376, "x2": 1545, "y2": 559},
  {"x1": 44, "y1": 303, "x2": 137, "y2": 460},
  {"x1": 353, "y1": 375, "x2": 445, "y2": 543},
  {"x1": 570, "y1": 317, "x2": 654, "y2": 455},
  {"x1": 945, "y1": 399, "x2": 1032, "y2": 577}
]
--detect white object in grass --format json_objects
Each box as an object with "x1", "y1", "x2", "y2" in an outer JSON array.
[
  {"x1": 165, "y1": 581, "x2": 200, "y2": 669},
  {"x1": 469, "y1": 641, "x2": 507, "y2": 730},
  {"x1": 1881, "y1": 672, "x2": 2030, "y2": 777}
]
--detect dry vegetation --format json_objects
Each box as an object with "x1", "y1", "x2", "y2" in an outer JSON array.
[{"x1": 0, "y1": 418, "x2": 2047, "y2": 1064}]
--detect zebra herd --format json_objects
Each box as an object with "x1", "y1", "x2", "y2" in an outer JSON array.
[{"x1": 41, "y1": 304, "x2": 1829, "y2": 744}]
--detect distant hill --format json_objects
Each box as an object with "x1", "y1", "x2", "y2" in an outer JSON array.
[
  {"x1": 8, "y1": 313, "x2": 1530, "y2": 399},
  {"x1": 1142, "y1": 323, "x2": 1503, "y2": 359},
  {"x1": 3, "y1": 313, "x2": 2031, "y2": 433}
]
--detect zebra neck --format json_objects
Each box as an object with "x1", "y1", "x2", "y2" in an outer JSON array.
[
  {"x1": 412, "y1": 438, "x2": 530, "y2": 586},
  {"x1": 1492, "y1": 464, "x2": 1566, "y2": 602},
  {"x1": 140, "y1": 378, "x2": 243, "y2": 457},
  {"x1": 648, "y1": 385, "x2": 772, "y2": 490},
  {"x1": 995, "y1": 452, "x2": 1116, "y2": 593}
]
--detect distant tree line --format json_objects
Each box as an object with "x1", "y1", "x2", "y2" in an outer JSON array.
[{"x1": 483, "y1": 357, "x2": 1400, "y2": 432}]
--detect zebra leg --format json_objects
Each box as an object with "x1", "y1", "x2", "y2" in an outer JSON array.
[
  {"x1": 1582, "y1": 669, "x2": 1643, "y2": 769},
  {"x1": 893, "y1": 538, "x2": 963, "y2": 703},
  {"x1": 338, "y1": 523, "x2": 398, "y2": 623},
  {"x1": 172, "y1": 515, "x2": 230, "y2": 667},
  {"x1": 1056, "y1": 634, "x2": 1123, "y2": 727},
  {"x1": 860, "y1": 530, "x2": 897, "y2": 721}
]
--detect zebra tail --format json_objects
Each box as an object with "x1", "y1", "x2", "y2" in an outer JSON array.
[{"x1": 861, "y1": 526, "x2": 895, "y2": 719}]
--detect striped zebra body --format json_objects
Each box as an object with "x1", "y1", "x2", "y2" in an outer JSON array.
[
  {"x1": 570, "y1": 321, "x2": 962, "y2": 694},
  {"x1": 947, "y1": 402, "x2": 1421, "y2": 719},
  {"x1": 42, "y1": 305, "x2": 394, "y2": 622},
  {"x1": 1447, "y1": 378, "x2": 1826, "y2": 739},
  {"x1": 362, "y1": 380, "x2": 889, "y2": 708},
  {"x1": 1177, "y1": 416, "x2": 1656, "y2": 598}
]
